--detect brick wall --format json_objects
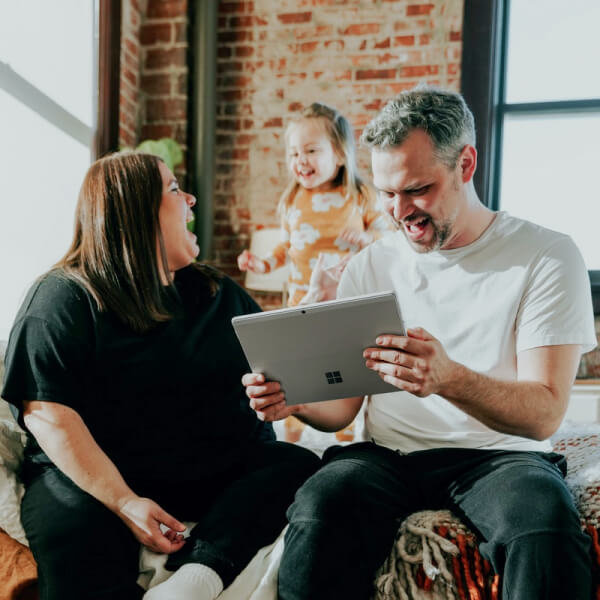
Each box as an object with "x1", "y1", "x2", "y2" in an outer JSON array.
[
  {"x1": 119, "y1": 0, "x2": 142, "y2": 149},
  {"x1": 119, "y1": 0, "x2": 190, "y2": 184},
  {"x1": 213, "y1": 0, "x2": 463, "y2": 309},
  {"x1": 114, "y1": 1, "x2": 599, "y2": 380}
]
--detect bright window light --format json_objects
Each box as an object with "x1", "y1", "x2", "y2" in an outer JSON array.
[
  {"x1": 499, "y1": 112, "x2": 600, "y2": 271},
  {"x1": 0, "y1": 1, "x2": 96, "y2": 339},
  {"x1": 506, "y1": 0, "x2": 600, "y2": 103}
]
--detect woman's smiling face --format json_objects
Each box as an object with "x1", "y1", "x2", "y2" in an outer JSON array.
[{"x1": 157, "y1": 161, "x2": 199, "y2": 277}]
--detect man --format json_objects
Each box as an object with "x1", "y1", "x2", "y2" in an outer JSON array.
[{"x1": 243, "y1": 86, "x2": 596, "y2": 599}]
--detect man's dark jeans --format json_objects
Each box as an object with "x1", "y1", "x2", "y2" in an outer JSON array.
[{"x1": 279, "y1": 442, "x2": 593, "y2": 600}]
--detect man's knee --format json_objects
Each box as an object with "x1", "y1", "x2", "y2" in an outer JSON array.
[
  {"x1": 474, "y1": 466, "x2": 580, "y2": 545},
  {"x1": 287, "y1": 458, "x2": 373, "y2": 523}
]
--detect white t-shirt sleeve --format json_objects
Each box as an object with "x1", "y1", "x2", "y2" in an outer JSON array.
[{"x1": 515, "y1": 235, "x2": 596, "y2": 354}]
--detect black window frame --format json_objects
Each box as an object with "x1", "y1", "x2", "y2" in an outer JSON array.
[{"x1": 461, "y1": 0, "x2": 600, "y2": 313}]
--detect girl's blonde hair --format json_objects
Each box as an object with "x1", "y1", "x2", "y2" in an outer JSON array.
[{"x1": 277, "y1": 102, "x2": 369, "y2": 215}]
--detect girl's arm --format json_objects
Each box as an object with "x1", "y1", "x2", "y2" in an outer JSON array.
[
  {"x1": 238, "y1": 220, "x2": 291, "y2": 274},
  {"x1": 261, "y1": 216, "x2": 291, "y2": 273},
  {"x1": 23, "y1": 400, "x2": 186, "y2": 554}
]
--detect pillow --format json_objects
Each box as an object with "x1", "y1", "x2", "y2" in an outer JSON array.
[{"x1": 0, "y1": 417, "x2": 28, "y2": 546}]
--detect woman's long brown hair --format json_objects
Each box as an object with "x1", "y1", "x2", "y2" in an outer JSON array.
[{"x1": 54, "y1": 152, "x2": 218, "y2": 332}]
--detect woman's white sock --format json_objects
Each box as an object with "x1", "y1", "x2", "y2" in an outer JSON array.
[{"x1": 143, "y1": 563, "x2": 224, "y2": 600}]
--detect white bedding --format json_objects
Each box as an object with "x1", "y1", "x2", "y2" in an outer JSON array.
[{"x1": 139, "y1": 528, "x2": 285, "y2": 598}]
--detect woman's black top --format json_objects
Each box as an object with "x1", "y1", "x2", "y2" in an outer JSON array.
[{"x1": 1, "y1": 266, "x2": 274, "y2": 481}]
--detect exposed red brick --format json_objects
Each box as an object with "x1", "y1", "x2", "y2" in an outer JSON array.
[
  {"x1": 217, "y1": 119, "x2": 242, "y2": 131},
  {"x1": 177, "y1": 73, "x2": 188, "y2": 95},
  {"x1": 288, "y1": 101, "x2": 303, "y2": 111},
  {"x1": 145, "y1": 47, "x2": 187, "y2": 70},
  {"x1": 217, "y1": 148, "x2": 250, "y2": 161},
  {"x1": 218, "y1": 89, "x2": 244, "y2": 102},
  {"x1": 146, "y1": 98, "x2": 188, "y2": 121},
  {"x1": 230, "y1": 15, "x2": 268, "y2": 27},
  {"x1": 219, "y1": 74, "x2": 253, "y2": 87},
  {"x1": 419, "y1": 33, "x2": 432, "y2": 45},
  {"x1": 277, "y1": 12, "x2": 312, "y2": 24},
  {"x1": 218, "y1": 46, "x2": 232, "y2": 58},
  {"x1": 394, "y1": 35, "x2": 415, "y2": 46},
  {"x1": 218, "y1": 30, "x2": 253, "y2": 43},
  {"x1": 333, "y1": 70, "x2": 352, "y2": 81},
  {"x1": 447, "y1": 62, "x2": 459, "y2": 75},
  {"x1": 407, "y1": 3, "x2": 435, "y2": 16},
  {"x1": 235, "y1": 134, "x2": 256, "y2": 145},
  {"x1": 223, "y1": 102, "x2": 253, "y2": 116},
  {"x1": 124, "y1": 38, "x2": 139, "y2": 58},
  {"x1": 300, "y1": 41, "x2": 319, "y2": 53},
  {"x1": 123, "y1": 67, "x2": 137, "y2": 87},
  {"x1": 217, "y1": 60, "x2": 243, "y2": 73},
  {"x1": 294, "y1": 25, "x2": 333, "y2": 39},
  {"x1": 449, "y1": 30, "x2": 461, "y2": 41},
  {"x1": 341, "y1": 23, "x2": 379, "y2": 35},
  {"x1": 141, "y1": 73, "x2": 171, "y2": 95},
  {"x1": 175, "y1": 22, "x2": 187, "y2": 43},
  {"x1": 141, "y1": 124, "x2": 175, "y2": 140},
  {"x1": 219, "y1": 1, "x2": 254, "y2": 14},
  {"x1": 234, "y1": 45, "x2": 255, "y2": 57},
  {"x1": 263, "y1": 117, "x2": 283, "y2": 128},
  {"x1": 356, "y1": 68, "x2": 396, "y2": 80},
  {"x1": 400, "y1": 64, "x2": 439, "y2": 77},
  {"x1": 147, "y1": 0, "x2": 187, "y2": 19},
  {"x1": 363, "y1": 99, "x2": 384, "y2": 111},
  {"x1": 374, "y1": 37, "x2": 390, "y2": 49},
  {"x1": 141, "y1": 23, "x2": 172, "y2": 45},
  {"x1": 123, "y1": 49, "x2": 138, "y2": 70},
  {"x1": 324, "y1": 39, "x2": 344, "y2": 51}
]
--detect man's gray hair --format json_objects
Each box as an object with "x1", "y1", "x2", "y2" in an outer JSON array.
[{"x1": 361, "y1": 84, "x2": 476, "y2": 168}]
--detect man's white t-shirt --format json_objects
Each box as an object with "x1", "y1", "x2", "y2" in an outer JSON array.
[{"x1": 337, "y1": 211, "x2": 597, "y2": 453}]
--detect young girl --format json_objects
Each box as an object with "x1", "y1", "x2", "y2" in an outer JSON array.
[
  {"x1": 238, "y1": 103, "x2": 391, "y2": 443},
  {"x1": 237, "y1": 102, "x2": 391, "y2": 307}
]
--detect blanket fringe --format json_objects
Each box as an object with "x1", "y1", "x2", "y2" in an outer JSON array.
[{"x1": 372, "y1": 510, "x2": 499, "y2": 600}]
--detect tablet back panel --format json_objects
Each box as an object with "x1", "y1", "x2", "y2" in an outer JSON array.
[{"x1": 232, "y1": 291, "x2": 404, "y2": 405}]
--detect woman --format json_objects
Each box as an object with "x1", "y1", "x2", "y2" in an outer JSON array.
[{"x1": 1, "y1": 153, "x2": 319, "y2": 600}]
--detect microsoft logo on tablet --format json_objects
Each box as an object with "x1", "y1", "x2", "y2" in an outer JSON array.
[{"x1": 325, "y1": 371, "x2": 343, "y2": 384}]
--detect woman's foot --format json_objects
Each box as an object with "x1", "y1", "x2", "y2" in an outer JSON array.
[{"x1": 143, "y1": 564, "x2": 223, "y2": 600}]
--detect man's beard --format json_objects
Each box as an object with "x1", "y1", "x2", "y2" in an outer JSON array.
[{"x1": 397, "y1": 215, "x2": 453, "y2": 253}]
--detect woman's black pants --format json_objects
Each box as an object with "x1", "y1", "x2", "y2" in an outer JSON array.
[{"x1": 20, "y1": 441, "x2": 319, "y2": 600}]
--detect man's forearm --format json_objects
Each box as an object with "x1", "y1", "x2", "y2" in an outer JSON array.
[{"x1": 442, "y1": 364, "x2": 566, "y2": 440}]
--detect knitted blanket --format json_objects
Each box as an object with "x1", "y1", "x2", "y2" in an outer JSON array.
[{"x1": 373, "y1": 422, "x2": 600, "y2": 600}]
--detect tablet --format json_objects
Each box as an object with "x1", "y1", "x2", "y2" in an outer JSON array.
[{"x1": 232, "y1": 291, "x2": 405, "y2": 405}]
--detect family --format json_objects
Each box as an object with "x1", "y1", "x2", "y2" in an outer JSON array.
[{"x1": 1, "y1": 85, "x2": 596, "y2": 600}]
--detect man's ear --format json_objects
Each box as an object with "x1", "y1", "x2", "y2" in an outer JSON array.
[{"x1": 459, "y1": 145, "x2": 477, "y2": 183}]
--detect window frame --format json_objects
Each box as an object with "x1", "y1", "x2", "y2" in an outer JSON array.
[
  {"x1": 96, "y1": 0, "x2": 121, "y2": 158},
  {"x1": 461, "y1": 0, "x2": 600, "y2": 313}
]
